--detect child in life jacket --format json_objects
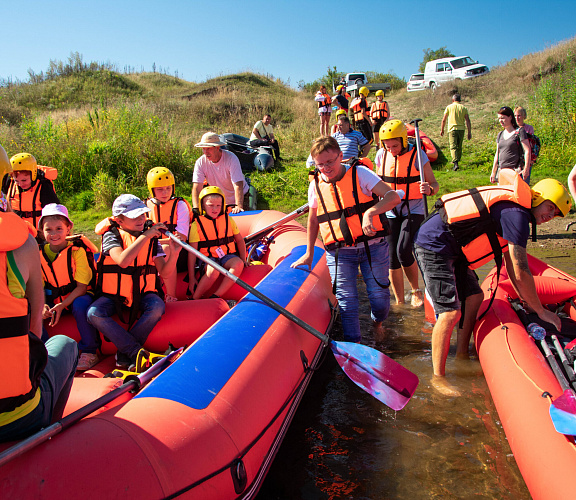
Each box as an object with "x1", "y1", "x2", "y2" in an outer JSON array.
[
  {"x1": 38, "y1": 204, "x2": 101, "y2": 371},
  {"x1": 87, "y1": 194, "x2": 181, "y2": 371},
  {"x1": 187, "y1": 186, "x2": 246, "y2": 300},
  {"x1": 3, "y1": 153, "x2": 59, "y2": 231},
  {"x1": 145, "y1": 167, "x2": 191, "y2": 302}
]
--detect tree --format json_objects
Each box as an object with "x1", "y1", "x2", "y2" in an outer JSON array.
[{"x1": 419, "y1": 47, "x2": 455, "y2": 73}]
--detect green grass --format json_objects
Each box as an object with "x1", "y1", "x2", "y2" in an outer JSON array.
[{"x1": 2, "y1": 37, "x2": 576, "y2": 235}]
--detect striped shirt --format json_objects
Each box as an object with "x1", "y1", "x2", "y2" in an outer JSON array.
[{"x1": 331, "y1": 130, "x2": 368, "y2": 160}]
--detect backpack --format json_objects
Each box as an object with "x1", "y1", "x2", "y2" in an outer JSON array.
[{"x1": 526, "y1": 133, "x2": 541, "y2": 164}]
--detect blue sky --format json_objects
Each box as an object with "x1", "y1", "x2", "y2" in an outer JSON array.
[{"x1": 2, "y1": 0, "x2": 575, "y2": 87}]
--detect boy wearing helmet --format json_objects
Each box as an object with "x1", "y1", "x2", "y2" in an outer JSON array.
[
  {"x1": 376, "y1": 120, "x2": 438, "y2": 308},
  {"x1": 145, "y1": 167, "x2": 191, "y2": 302},
  {"x1": 414, "y1": 173, "x2": 571, "y2": 396},
  {"x1": 0, "y1": 144, "x2": 78, "y2": 442},
  {"x1": 187, "y1": 186, "x2": 246, "y2": 300},
  {"x1": 2, "y1": 153, "x2": 60, "y2": 230},
  {"x1": 349, "y1": 87, "x2": 373, "y2": 145},
  {"x1": 370, "y1": 90, "x2": 390, "y2": 148},
  {"x1": 87, "y1": 195, "x2": 181, "y2": 371}
]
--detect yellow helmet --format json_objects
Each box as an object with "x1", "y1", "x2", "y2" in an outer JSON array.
[
  {"x1": 199, "y1": 185, "x2": 225, "y2": 216},
  {"x1": 336, "y1": 85, "x2": 344, "y2": 91},
  {"x1": 375, "y1": 90, "x2": 385, "y2": 97},
  {"x1": 10, "y1": 153, "x2": 37, "y2": 181},
  {"x1": 359, "y1": 87, "x2": 369, "y2": 97},
  {"x1": 335, "y1": 109, "x2": 347, "y2": 118},
  {"x1": 0, "y1": 145, "x2": 11, "y2": 182},
  {"x1": 531, "y1": 178, "x2": 572, "y2": 217},
  {"x1": 379, "y1": 119, "x2": 408, "y2": 148},
  {"x1": 146, "y1": 167, "x2": 175, "y2": 197}
]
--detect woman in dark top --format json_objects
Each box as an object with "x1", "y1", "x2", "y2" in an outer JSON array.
[{"x1": 490, "y1": 106, "x2": 532, "y2": 184}]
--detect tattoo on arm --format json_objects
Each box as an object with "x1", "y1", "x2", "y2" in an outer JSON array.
[{"x1": 512, "y1": 245, "x2": 531, "y2": 274}]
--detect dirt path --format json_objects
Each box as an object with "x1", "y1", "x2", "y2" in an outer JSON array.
[{"x1": 528, "y1": 213, "x2": 576, "y2": 250}]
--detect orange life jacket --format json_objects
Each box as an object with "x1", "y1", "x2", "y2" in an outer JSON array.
[
  {"x1": 370, "y1": 101, "x2": 389, "y2": 121},
  {"x1": 314, "y1": 163, "x2": 389, "y2": 250},
  {"x1": 436, "y1": 172, "x2": 532, "y2": 269},
  {"x1": 0, "y1": 212, "x2": 47, "y2": 415},
  {"x1": 317, "y1": 93, "x2": 332, "y2": 109},
  {"x1": 350, "y1": 97, "x2": 368, "y2": 122},
  {"x1": 195, "y1": 214, "x2": 237, "y2": 259},
  {"x1": 40, "y1": 236, "x2": 98, "y2": 305},
  {"x1": 146, "y1": 196, "x2": 192, "y2": 234},
  {"x1": 7, "y1": 171, "x2": 57, "y2": 229},
  {"x1": 95, "y1": 219, "x2": 161, "y2": 311},
  {"x1": 378, "y1": 147, "x2": 421, "y2": 201}
]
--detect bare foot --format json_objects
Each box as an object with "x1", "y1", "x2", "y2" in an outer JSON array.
[
  {"x1": 431, "y1": 375, "x2": 461, "y2": 397},
  {"x1": 410, "y1": 289, "x2": 424, "y2": 308},
  {"x1": 373, "y1": 321, "x2": 386, "y2": 341},
  {"x1": 455, "y1": 351, "x2": 470, "y2": 361}
]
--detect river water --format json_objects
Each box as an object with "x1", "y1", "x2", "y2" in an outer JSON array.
[{"x1": 258, "y1": 248, "x2": 576, "y2": 499}]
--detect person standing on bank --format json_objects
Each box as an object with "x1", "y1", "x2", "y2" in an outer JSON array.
[
  {"x1": 350, "y1": 87, "x2": 373, "y2": 145},
  {"x1": 291, "y1": 137, "x2": 400, "y2": 342},
  {"x1": 490, "y1": 106, "x2": 532, "y2": 184},
  {"x1": 315, "y1": 86, "x2": 332, "y2": 137},
  {"x1": 249, "y1": 114, "x2": 281, "y2": 161},
  {"x1": 440, "y1": 94, "x2": 472, "y2": 171},
  {"x1": 370, "y1": 90, "x2": 390, "y2": 148},
  {"x1": 192, "y1": 132, "x2": 249, "y2": 215},
  {"x1": 375, "y1": 120, "x2": 439, "y2": 308}
]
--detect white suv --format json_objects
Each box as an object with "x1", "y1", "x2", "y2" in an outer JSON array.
[
  {"x1": 424, "y1": 56, "x2": 489, "y2": 91},
  {"x1": 407, "y1": 73, "x2": 425, "y2": 92}
]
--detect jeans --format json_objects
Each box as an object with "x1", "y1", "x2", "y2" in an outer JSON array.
[
  {"x1": 87, "y1": 294, "x2": 165, "y2": 358},
  {"x1": 0, "y1": 335, "x2": 78, "y2": 442},
  {"x1": 70, "y1": 294, "x2": 100, "y2": 353},
  {"x1": 326, "y1": 239, "x2": 391, "y2": 342}
]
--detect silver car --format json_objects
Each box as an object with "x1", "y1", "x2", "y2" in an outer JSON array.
[{"x1": 407, "y1": 73, "x2": 425, "y2": 92}]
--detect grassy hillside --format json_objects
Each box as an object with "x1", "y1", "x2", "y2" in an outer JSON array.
[{"x1": 1, "y1": 37, "x2": 576, "y2": 233}]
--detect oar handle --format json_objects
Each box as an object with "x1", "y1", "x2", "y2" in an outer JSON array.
[
  {"x1": 165, "y1": 231, "x2": 330, "y2": 346},
  {"x1": 409, "y1": 118, "x2": 427, "y2": 216},
  {"x1": 244, "y1": 203, "x2": 309, "y2": 245},
  {"x1": 0, "y1": 347, "x2": 183, "y2": 468}
]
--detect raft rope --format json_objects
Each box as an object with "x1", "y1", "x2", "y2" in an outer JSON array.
[{"x1": 163, "y1": 341, "x2": 332, "y2": 499}]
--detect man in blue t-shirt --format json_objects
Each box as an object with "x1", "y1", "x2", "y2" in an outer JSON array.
[
  {"x1": 331, "y1": 116, "x2": 370, "y2": 160},
  {"x1": 414, "y1": 178, "x2": 572, "y2": 396}
]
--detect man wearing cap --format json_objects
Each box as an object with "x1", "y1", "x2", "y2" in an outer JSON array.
[
  {"x1": 0, "y1": 144, "x2": 78, "y2": 442},
  {"x1": 192, "y1": 132, "x2": 249, "y2": 215},
  {"x1": 440, "y1": 93, "x2": 472, "y2": 171},
  {"x1": 331, "y1": 116, "x2": 371, "y2": 160},
  {"x1": 87, "y1": 194, "x2": 180, "y2": 370},
  {"x1": 249, "y1": 115, "x2": 281, "y2": 161}
]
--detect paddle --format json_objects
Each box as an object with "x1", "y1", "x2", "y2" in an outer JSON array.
[
  {"x1": 409, "y1": 118, "x2": 427, "y2": 216},
  {"x1": 165, "y1": 231, "x2": 419, "y2": 410},
  {"x1": 0, "y1": 347, "x2": 183, "y2": 467},
  {"x1": 244, "y1": 203, "x2": 309, "y2": 245},
  {"x1": 508, "y1": 298, "x2": 576, "y2": 434}
]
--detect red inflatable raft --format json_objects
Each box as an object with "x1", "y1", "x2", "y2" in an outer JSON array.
[
  {"x1": 405, "y1": 122, "x2": 438, "y2": 163},
  {"x1": 475, "y1": 254, "x2": 576, "y2": 500},
  {"x1": 0, "y1": 209, "x2": 336, "y2": 499}
]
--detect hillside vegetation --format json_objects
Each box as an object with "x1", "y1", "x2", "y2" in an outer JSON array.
[{"x1": 1, "y1": 38, "x2": 576, "y2": 231}]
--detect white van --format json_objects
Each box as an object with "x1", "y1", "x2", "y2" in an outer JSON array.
[{"x1": 424, "y1": 56, "x2": 489, "y2": 91}]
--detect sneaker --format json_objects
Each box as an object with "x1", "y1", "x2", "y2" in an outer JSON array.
[
  {"x1": 452, "y1": 162, "x2": 459, "y2": 171},
  {"x1": 77, "y1": 352, "x2": 100, "y2": 371},
  {"x1": 226, "y1": 300, "x2": 237, "y2": 309},
  {"x1": 115, "y1": 351, "x2": 132, "y2": 370}
]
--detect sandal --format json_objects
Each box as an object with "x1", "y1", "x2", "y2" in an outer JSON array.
[
  {"x1": 165, "y1": 295, "x2": 178, "y2": 303},
  {"x1": 410, "y1": 289, "x2": 424, "y2": 308}
]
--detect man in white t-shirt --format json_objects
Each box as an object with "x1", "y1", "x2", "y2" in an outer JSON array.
[
  {"x1": 249, "y1": 114, "x2": 281, "y2": 161},
  {"x1": 192, "y1": 132, "x2": 249, "y2": 215}
]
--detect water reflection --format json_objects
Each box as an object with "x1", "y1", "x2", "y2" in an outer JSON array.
[{"x1": 259, "y1": 251, "x2": 576, "y2": 499}]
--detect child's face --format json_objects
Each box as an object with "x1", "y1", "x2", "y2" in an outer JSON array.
[
  {"x1": 117, "y1": 214, "x2": 147, "y2": 232},
  {"x1": 153, "y1": 185, "x2": 173, "y2": 203},
  {"x1": 203, "y1": 196, "x2": 222, "y2": 218},
  {"x1": 43, "y1": 217, "x2": 71, "y2": 249},
  {"x1": 13, "y1": 170, "x2": 32, "y2": 190}
]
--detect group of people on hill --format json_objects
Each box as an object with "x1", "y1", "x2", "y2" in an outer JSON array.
[{"x1": 0, "y1": 132, "x2": 253, "y2": 442}]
